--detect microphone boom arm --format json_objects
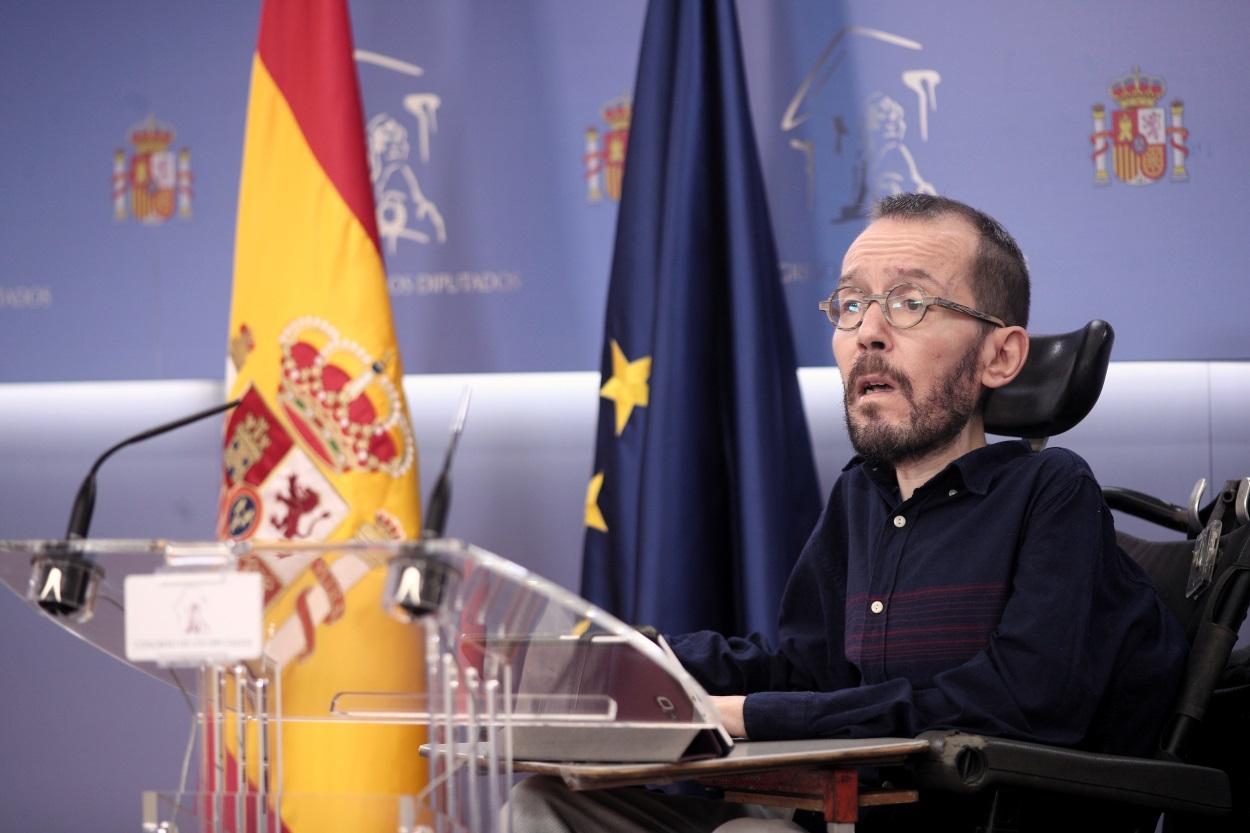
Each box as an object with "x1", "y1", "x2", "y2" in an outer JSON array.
[{"x1": 65, "y1": 398, "x2": 242, "y2": 539}]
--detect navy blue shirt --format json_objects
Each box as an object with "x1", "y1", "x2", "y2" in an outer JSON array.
[{"x1": 670, "y1": 441, "x2": 1187, "y2": 756}]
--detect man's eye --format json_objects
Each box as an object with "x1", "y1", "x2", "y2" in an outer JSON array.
[{"x1": 843, "y1": 300, "x2": 862, "y2": 314}]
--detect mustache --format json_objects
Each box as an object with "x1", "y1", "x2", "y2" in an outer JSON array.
[{"x1": 846, "y1": 354, "x2": 914, "y2": 400}]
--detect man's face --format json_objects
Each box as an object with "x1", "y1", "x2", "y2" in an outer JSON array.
[{"x1": 833, "y1": 215, "x2": 990, "y2": 465}]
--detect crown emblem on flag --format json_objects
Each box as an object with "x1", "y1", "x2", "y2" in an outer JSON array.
[
  {"x1": 277, "y1": 317, "x2": 415, "y2": 477},
  {"x1": 1109, "y1": 68, "x2": 1165, "y2": 109}
]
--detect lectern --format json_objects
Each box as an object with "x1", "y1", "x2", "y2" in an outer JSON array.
[{"x1": 0, "y1": 537, "x2": 733, "y2": 832}]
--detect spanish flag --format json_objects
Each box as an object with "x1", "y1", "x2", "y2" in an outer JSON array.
[{"x1": 217, "y1": 0, "x2": 425, "y2": 829}]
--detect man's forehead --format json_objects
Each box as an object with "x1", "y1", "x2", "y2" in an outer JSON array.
[
  {"x1": 839, "y1": 215, "x2": 977, "y2": 291},
  {"x1": 838, "y1": 265, "x2": 947, "y2": 291}
]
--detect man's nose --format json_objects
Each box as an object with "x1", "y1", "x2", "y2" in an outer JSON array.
[{"x1": 856, "y1": 299, "x2": 892, "y2": 350}]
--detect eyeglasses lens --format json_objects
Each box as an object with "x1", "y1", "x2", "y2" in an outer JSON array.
[
  {"x1": 829, "y1": 289, "x2": 859, "y2": 327},
  {"x1": 886, "y1": 285, "x2": 926, "y2": 328},
  {"x1": 829, "y1": 284, "x2": 927, "y2": 329}
]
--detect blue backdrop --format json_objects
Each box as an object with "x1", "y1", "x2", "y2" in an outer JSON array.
[
  {"x1": 1, "y1": 0, "x2": 1245, "y2": 381},
  {"x1": 1, "y1": 6, "x2": 1248, "y2": 829}
]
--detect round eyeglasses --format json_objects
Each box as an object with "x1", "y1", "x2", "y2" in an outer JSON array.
[{"x1": 818, "y1": 283, "x2": 1006, "y2": 331}]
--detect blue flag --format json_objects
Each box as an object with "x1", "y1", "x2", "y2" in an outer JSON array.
[{"x1": 580, "y1": 0, "x2": 821, "y2": 641}]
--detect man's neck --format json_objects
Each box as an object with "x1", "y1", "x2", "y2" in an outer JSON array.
[{"x1": 894, "y1": 420, "x2": 988, "y2": 502}]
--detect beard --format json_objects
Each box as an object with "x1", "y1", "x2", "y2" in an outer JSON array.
[{"x1": 843, "y1": 340, "x2": 984, "y2": 467}]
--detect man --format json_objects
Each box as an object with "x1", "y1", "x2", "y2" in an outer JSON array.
[{"x1": 512, "y1": 194, "x2": 1187, "y2": 831}]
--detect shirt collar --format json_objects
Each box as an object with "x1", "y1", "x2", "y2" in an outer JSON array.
[{"x1": 846, "y1": 439, "x2": 1033, "y2": 498}]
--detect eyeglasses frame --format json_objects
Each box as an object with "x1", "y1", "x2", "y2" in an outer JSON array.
[{"x1": 818, "y1": 283, "x2": 1006, "y2": 331}]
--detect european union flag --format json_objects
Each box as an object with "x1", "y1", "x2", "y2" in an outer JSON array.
[{"x1": 580, "y1": 0, "x2": 820, "y2": 641}]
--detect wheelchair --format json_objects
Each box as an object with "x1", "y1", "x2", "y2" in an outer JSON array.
[{"x1": 891, "y1": 320, "x2": 1250, "y2": 833}]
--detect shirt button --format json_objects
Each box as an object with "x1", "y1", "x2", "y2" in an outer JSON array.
[
  {"x1": 870, "y1": 600, "x2": 885, "y2": 614},
  {"x1": 893, "y1": 515, "x2": 906, "y2": 528},
  {"x1": 948, "y1": 489, "x2": 958, "y2": 497}
]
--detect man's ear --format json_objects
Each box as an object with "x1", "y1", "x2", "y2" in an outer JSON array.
[{"x1": 980, "y1": 325, "x2": 1028, "y2": 390}]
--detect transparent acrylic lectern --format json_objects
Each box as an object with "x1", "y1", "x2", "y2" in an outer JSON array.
[{"x1": 0, "y1": 538, "x2": 731, "y2": 832}]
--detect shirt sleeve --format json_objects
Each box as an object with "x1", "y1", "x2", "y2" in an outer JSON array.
[
  {"x1": 665, "y1": 630, "x2": 796, "y2": 693},
  {"x1": 669, "y1": 491, "x2": 859, "y2": 695},
  {"x1": 740, "y1": 471, "x2": 1184, "y2": 755}
]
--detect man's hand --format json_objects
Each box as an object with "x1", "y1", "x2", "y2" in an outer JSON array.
[{"x1": 710, "y1": 695, "x2": 747, "y2": 738}]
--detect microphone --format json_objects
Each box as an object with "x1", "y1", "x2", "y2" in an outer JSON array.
[
  {"x1": 65, "y1": 398, "x2": 241, "y2": 539},
  {"x1": 384, "y1": 388, "x2": 472, "y2": 622},
  {"x1": 31, "y1": 398, "x2": 241, "y2": 622},
  {"x1": 422, "y1": 387, "x2": 471, "y2": 538}
]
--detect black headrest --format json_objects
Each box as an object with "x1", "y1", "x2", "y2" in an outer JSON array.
[{"x1": 983, "y1": 320, "x2": 1114, "y2": 440}]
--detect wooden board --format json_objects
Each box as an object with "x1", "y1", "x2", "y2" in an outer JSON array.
[{"x1": 513, "y1": 737, "x2": 930, "y2": 791}]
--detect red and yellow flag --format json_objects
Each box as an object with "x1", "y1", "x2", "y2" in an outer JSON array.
[{"x1": 217, "y1": 0, "x2": 425, "y2": 828}]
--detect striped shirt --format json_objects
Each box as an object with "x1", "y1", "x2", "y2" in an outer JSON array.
[{"x1": 670, "y1": 441, "x2": 1187, "y2": 755}]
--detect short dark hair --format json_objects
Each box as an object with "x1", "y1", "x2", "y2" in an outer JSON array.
[{"x1": 874, "y1": 193, "x2": 1030, "y2": 328}]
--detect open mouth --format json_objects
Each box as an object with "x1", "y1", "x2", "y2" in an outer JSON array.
[{"x1": 858, "y1": 376, "x2": 897, "y2": 399}]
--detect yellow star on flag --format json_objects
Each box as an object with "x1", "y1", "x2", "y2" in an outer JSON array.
[
  {"x1": 599, "y1": 339, "x2": 652, "y2": 435},
  {"x1": 585, "y1": 471, "x2": 608, "y2": 532}
]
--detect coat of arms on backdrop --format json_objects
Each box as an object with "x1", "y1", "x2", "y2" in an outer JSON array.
[
  {"x1": 1090, "y1": 68, "x2": 1189, "y2": 186},
  {"x1": 113, "y1": 115, "x2": 192, "y2": 223},
  {"x1": 584, "y1": 94, "x2": 633, "y2": 204}
]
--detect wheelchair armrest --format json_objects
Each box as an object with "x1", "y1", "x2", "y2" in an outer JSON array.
[
  {"x1": 1104, "y1": 487, "x2": 1191, "y2": 533},
  {"x1": 909, "y1": 731, "x2": 1231, "y2": 816}
]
